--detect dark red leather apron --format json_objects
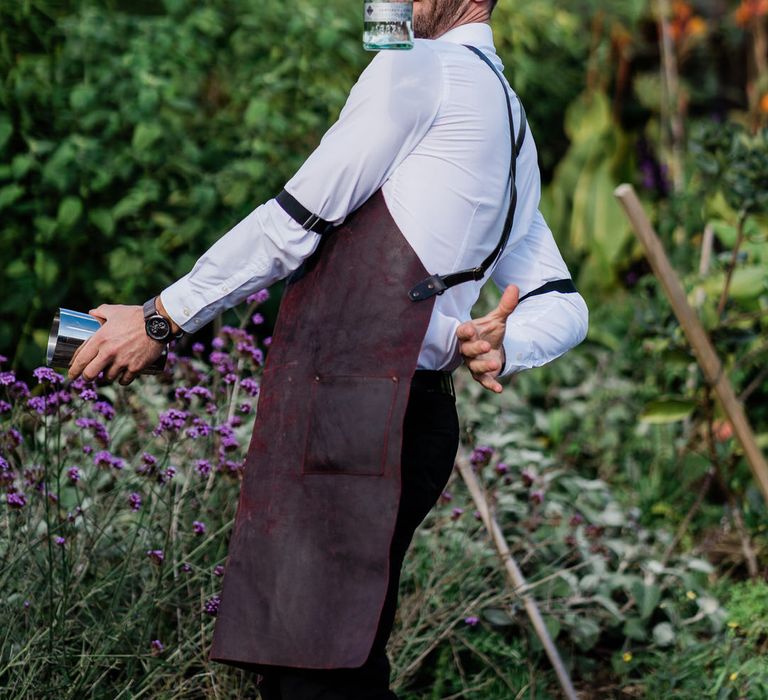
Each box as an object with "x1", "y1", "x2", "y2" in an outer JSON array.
[{"x1": 209, "y1": 190, "x2": 436, "y2": 670}]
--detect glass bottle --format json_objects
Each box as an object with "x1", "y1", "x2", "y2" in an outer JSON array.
[{"x1": 363, "y1": 1, "x2": 414, "y2": 51}]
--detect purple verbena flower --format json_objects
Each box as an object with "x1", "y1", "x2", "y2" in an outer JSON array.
[
  {"x1": 195, "y1": 460, "x2": 212, "y2": 477},
  {"x1": 193, "y1": 520, "x2": 206, "y2": 536},
  {"x1": 246, "y1": 289, "x2": 269, "y2": 305},
  {"x1": 569, "y1": 513, "x2": 584, "y2": 527},
  {"x1": 32, "y1": 367, "x2": 64, "y2": 385},
  {"x1": 470, "y1": 445, "x2": 494, "y2": 468},
  {"x1": 263, "y1": 336, "x2": 272, "y2": 347},
  {"x1": 211, "y1": 338, "x2": 225, "y2": 350},
  {"x1": 213, "y1": 564, "x2": 225, "y2": 577},
  {"x1": 75, "y1": 417, "x2": 110, "y2": 445},
  {"x1": 7, "y1": 491, "x2": 27, "y2": 509},
  {"x1": 521, "y1": 469, "x2": 535, "y2": 488},
  {"x1": 158, "y1": 466, "x2": 176, "y2": 485},
  {"x1": 0, "y1": 371, "x2": 16, "y2": 386},
  {"x1": 151, "y1": 639, "x2": 164, "y2": 654},
  {"x1": 251, "y1": 313, "x2": 264, "y2": 325},
  {"x1": 6, "y1": 428, "x2": 22, "y2": 448},
  {"x1": 464, "y1": 616, "x2": 480, "y2": 627},
  {"x1": 79, "y1": 389, "x2": 98, "y2": 401},
  {"x1": 451, "y1": 508, "x2": 464, "y2": 521},
  {"x1": 93, "y1": 450, "x2": 123, "y2": 470},
  {"x1": 28, "y1": 396, "x2": 47, "y2": 415},
  {"x1": 495, "y1": 463, "x2": 509, "y2": 476},
  {"x1": 238, "y1": 403, "x2": 252, "y2": 414},
  {"x1": 93, "y1": 401, "x2": 115, "y2": 420},
  {"x1": 54, "y1": 536, "x2": 66, "y2": 546},
  {"x1": 440, "y1": 490, "x2": 453, "y2": 503},
  {"x1": 181, "y1": 562, "x2": 192, "y2": 573},
  {"x1": 240, "y1": 378, "x2": 260, "y2": 397},
  {"x1": 129, "y1": 492, "x2": 142, "y2": 512},
  {"x1": 0, "y1": 400, "x2": 11, "y2": 414},
  {"x1": 204, "y1": 594, "x2": 221, "y2": 616},
  {"x1": 147, "y1": 549, "x2": 164, "y2": 565},
  {"x1": 0, "y1": 354, "x2": 6, "y2": 364},
  {"x1": 67, "y1": 467, "x2": 80, "y2": 483},
  {"x1": 192, "y1": 342, "x2": 205, "y2": 354},
  {"x1": 154, "y1": 408, "x2": 190, "y2": 436},
  {"x1": 529, "y1": 490, "x2": 544, "y2": 505}
]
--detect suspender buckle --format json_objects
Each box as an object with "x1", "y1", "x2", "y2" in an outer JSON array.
[{"x1": 470, "y1": 266, "x2": 484, "y2": 281}]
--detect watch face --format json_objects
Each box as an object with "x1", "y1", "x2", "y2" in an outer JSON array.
[{"x1": 146, "y1": 316, "x2": 171, "y2": 341}]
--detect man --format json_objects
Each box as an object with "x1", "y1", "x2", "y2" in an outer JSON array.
[{"x1": 70, "y1": 0, "x2": 588, "y2": 697}]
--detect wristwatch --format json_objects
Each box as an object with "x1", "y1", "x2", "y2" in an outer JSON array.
[{"x1": 143, "y1": 297, "x2": 183, "y2": 343}]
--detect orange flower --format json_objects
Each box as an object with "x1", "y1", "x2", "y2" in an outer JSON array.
[
  {"x1": 735, "y1": 0, "x2": 768, "y2": 26},
  {"x1": 669, "y1": 1, "x2": 708, "y2": 42}
]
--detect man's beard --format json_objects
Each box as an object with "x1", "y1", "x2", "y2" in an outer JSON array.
[{"x1": 413, "y1": 0, "x2": 468, "y2": 39}]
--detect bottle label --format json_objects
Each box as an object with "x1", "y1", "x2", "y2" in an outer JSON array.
[{"x1": 364, "y1": 2, "x2": 413, "y2": 23}]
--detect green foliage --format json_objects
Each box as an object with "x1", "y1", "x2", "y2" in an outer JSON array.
[{"x1": 0, "y1": 0, "x2": 368, "y2": 371}]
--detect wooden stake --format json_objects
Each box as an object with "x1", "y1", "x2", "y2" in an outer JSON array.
[
  {"x1": 615, "y1": 184, "x2": 768, "y2": 505},
  {"x1": 456, "y1": 457, "x2": 580, "y2": 700}
]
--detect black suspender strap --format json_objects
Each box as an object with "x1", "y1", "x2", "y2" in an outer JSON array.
[
  {"x1": 408, "y1": 45, "x2": 576, "y2": 305},
  {"x1": 275, "y1": 189, "x2": 337, "y2": 236},
  {"x1": 518, "y1": 278, "x2": 578, "y2": 303},
  {"x1": 408, "y1": 45, "x2": 526, "y2": 302}
]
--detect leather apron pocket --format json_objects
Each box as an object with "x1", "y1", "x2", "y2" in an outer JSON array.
[{"x1": 302, "y1": 375, "x2": 399, "y2": 476}]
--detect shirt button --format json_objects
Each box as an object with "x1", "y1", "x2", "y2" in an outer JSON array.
[
  {"x1": 221, "y1": 284, "x2": 229, "y2": 293},
  {"x1": 183, "y1": 307, "x2": 191, "y2": 317}
]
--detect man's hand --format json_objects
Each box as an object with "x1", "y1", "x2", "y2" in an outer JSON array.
[
  {"x1": 456, "y1": 284, "x2": 519, "y2": 394},
  {"x1": 68, "y1": 304, "x2": 166, "y2": 386}
]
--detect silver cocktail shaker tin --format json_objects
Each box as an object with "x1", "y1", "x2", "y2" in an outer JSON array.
[{"x1": 47, "y1": 308, "x2": 167, "y2": 375}]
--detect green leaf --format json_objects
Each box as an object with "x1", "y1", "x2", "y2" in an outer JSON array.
[
  {"x1": 631, "y1": 581, "x2": 661, "y2": 620},
  {"x1": 482, "y1": 608, "x2": 515, "y2": 628},
  {"x1": 623, "y1": 617, "x2": 647, "y2": 641},
  {"x1": 0, "y1": 184, "x2": 25, "y2": 211},
  {"x1": 0, "y1": 118, "x2": 12, "y2": 152},
  {"x1": 57, "y1": 196, "x2": 83, "y2": 230},
  {"x1": 89, "y1": 209, "x2": 115, "y2": 237},
  {"x1": 640, "y1": 398, "x2": 696, "y2": 424},
  {"x1": 11, "y1": 154, "x2": 34, "y2": 180},
  {"x1": 652, "y1": 621, "x2": 675, "y2": 647},
  {"x1": 132, "y1": 123, "x2": 164, "y2": 152}
]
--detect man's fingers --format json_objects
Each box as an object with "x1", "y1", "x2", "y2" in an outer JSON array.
[
  {"x1": 119, "y1": 371, "x2": 137, "y2": 386},
  {"x1": 69, "y1": 339, "x2": 100, "y2": 380},
  {"x1": 456, "y1": 322, "x2": 479, "y2": 342},
  {"x1": 459, "y1": 339, "x2": 492, "y2": 358},
  {"x1": 490, "y1": 284, "x2": 520, "y2": 321},
  {"x1": 467, "y1": 357, "x2": 502, "y2": 375}
]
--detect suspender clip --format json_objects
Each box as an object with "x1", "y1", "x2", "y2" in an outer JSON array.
[{"x1": 409, "y1": 274, "x2": 447, "y2": 301}]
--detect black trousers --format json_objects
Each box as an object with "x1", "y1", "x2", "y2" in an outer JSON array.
[{"x1": 257, "y1": 377, "x2": 460, "y2": 700}]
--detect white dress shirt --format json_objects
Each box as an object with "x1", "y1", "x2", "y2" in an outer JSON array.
[{"x1": 161, "y1": 22, "x2": 588, "y2": 376}]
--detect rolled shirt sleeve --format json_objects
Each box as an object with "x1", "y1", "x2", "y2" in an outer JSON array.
[{"x1": 491, "y1": 209, "x2": 589, "y2": 377}]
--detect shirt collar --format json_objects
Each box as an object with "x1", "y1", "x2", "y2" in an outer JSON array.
[{"x1": 434, "y1": 22, "x2": 496, "y2": 52}]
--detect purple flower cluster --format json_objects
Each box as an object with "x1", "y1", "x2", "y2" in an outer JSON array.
[
  {"x1": 151, "y1": 639, "x2": 165, "y2": 654},
  {"x1": 93, "y1": 451, "x2": 124, "y2": 470},
  {"x1": 129, "y1": 492, "x2": 142, "y2": 511},
  {"x1": 195, "y1": 459, "x2": 212, "y2": 477},
  {"x1": 32, "y1": 367, "x2": 64, "y2": 385},
  {"x1": 204, "y1": 594, "x2": 221, "y2": 616},
  {"x1": 75, "y1": 417, "x2": 110, "y2": 446},
  {"x1": 154, "y1": 408, "x2": 190, "y2": 436},
  {"x1": 147, "y1": 549, "x2": 164, "y2": 565},
  {"x1": 193, "y1": 520, "x2": 206, "y2": 535},
  {"x1": 240, "y1": 378, "x2": 260, "y2": 397},
  {"x1": 93, "y1": 401, "x2": 115, "y2": 420},
  {"x1": 67, "y1": 467, "x2": 80, "y2": 483},
  {"x1": 7, "y1": 491, "x2": 27, "y2": 509},
  {"x1": 470, "y1": 445, "x2": 494, "y2": 469},
  {"x1": 246, "y1": 289, "x2": 270, "y2": 305}
]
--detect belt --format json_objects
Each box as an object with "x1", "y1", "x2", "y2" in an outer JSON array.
[{"x1": 410, "y1": 369, "x2": 455, "y2": 397}]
